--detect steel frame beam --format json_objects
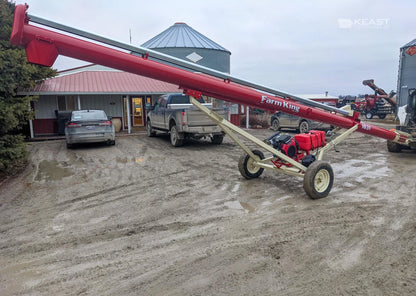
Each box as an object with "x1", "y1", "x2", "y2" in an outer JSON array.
[
  {"x1": 190, "y1": 96, "x2": 307, "y2": 176},
  {"x1": 190, "y1": 96, "x2": 364, "y2": 178},
  {"x1": 315, "y1": 125, "x2": 359, "y2": 160}
]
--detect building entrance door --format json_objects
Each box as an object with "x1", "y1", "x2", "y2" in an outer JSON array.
[{"x1": 132, "y1": 97, "x2": 144, "y2": 126}]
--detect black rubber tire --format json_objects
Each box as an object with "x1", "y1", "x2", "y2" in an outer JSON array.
[
  {"x1": 387, "y1": 140, "x2": 403, "y2": 153},
  {"x1": 238, "y1": 150, "x2": 265, "y2": 179},
  {"x1": 66, "y1": 143, "x2": 73, "y2": 149},
  {"x1": 272, "y1": 118, "x2": 280, "y2": 131},
  {"x1": 211, "y1": 135, "x2": 224, "y2": 145},
  {"x1": 298, "y1": 120, "x2": 309, "y2": 133},
  {"x1": 170, "y1": 125, "x2": 184, "y2": 147},
  {"x1": 303, "y1": 160, "x2": 334, "y2": 199},
  {"x1": 365, "y1": 112, "x2": 373, "y2": 119},
  {"x1": 378, "y1": 114, "x2": 386, "y2": 119},
  {"x1": 146, "y1": 119, "x2": 156, "y2": 137}
]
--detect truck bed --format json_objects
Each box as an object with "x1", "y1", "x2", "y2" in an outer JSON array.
[{"x1": 185, "y1": 107, "x2": 228, "y2": 127}]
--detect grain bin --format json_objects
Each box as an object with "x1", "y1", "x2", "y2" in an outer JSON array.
[{"x1": 397, "y1": 39, "x2": 416, "y2": 108}]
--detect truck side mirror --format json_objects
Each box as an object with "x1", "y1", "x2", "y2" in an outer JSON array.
[{"x1": 145, "y1": 103, "x2": 154, "y2": 111}]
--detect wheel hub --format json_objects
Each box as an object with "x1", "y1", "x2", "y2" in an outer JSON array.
[
  {"x1": 247, "y1": 156, "x2": 260, "y2": 173},
  {"x1": 314, "y1": 169, "x2": 330, "y2": 193}
]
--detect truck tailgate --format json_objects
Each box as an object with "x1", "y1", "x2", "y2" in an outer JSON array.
[{"x1": 185, "y1": 108, "x2": 228, "y2": 126}]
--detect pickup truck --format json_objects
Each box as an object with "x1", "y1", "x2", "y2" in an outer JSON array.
[{"x1": 145, "y1": 93, "x2": 229, "y2": 146}]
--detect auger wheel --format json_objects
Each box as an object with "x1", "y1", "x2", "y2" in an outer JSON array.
[
  {"x1": 303, "y1": 160, "x2": 334, "y2": 199},
  {"x1": 238, "y1": 150, "x2": 265, "y2": 179}
]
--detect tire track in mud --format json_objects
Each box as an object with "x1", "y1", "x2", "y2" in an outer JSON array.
[{"x1": 1, "y1": 129, "x2": 416, "y2": 295}]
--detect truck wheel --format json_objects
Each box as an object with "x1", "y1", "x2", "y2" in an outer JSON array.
[
  {"x1": 272, "y1": 118, "x2": 280, "y2": 131},
  {"x1": 170, "y1": 125, "x2": 184, "y2": 147},
  {"x1": 238, "y1": 150, "x2": 264, "y2": 179},
  {"x1": 303, "y1": 160, "x2": 334, "y2": 199},
  {"x1": 365, "y1": 112, "x2": 373, "y2": 119},
  {"x1": 378, "y1": 114, "x2": 386, "y2": 119},
  {"x1": 211, "y1": 135, "x2": 224, "y2": 145},
  {"x1": 146, "y1": 119, "x2": 156, "y2": 137},
  {"x1": 298, "y1": 120, "x2": 309, "y2": 133},
  {"x1": 387, "y1": 140, "x2": 403, "y2": 153}
]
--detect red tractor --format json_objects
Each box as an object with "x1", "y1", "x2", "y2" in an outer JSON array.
[{"x1": 356, "y1": 79, "x2": 396, "y2": 119}]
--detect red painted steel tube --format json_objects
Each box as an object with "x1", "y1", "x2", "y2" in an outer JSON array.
[{"x1": 10, "y1": 5, "x2": 402, "y2": 142}]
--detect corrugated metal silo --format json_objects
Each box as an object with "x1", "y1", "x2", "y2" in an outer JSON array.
[
  {"x1": 141, "y1": 22, "x2": 231, "y2": 73},
  {"x1": 397, "y1": 39, "x2": 416, "y2": 107}
]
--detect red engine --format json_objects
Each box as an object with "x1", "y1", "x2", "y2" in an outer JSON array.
[
  {"x1": 267, "y1": 131, "x2": 326, "y2": 168},
  {"x1": 267, "y1": 133, "x2": 298, "y2": 157}
]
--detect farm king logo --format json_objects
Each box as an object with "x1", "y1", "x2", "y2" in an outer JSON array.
[{"x1": 261, "y1": 95, "x2": 300, "y2": 113}]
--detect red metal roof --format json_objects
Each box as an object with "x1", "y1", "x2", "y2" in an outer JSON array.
[{"x1": 21, "y1": 71, "x2": 180, "y2": 95}]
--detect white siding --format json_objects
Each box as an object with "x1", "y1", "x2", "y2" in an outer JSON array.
[
  {"x1": 80, "y1": 95, "x2": 123, "y2": 117},
  {"x1": 34, "y1": 96, "x2": 57, "y2": 119},
  {"x1": 34, "y1": 95, "x2": 124, "y2": 119}
]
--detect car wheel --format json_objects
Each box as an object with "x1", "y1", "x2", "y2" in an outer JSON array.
[
  {"x1": 378, "y1": 114, "x2": 386, "y2": 119},
  {"x1": 299, "y1": 120, "x2": 309, "y2": 133},
  {"x1": 365, "y1": 112, "x2": 373, "y2": 119},
  {"x1": 303, "y1": 160, "x2": 334, "y2": 199},
  {"x1": 66, "y1": 143, "x2": 73, "y2": 149},
  {"x1": 170, "y1": 125, "x2": 184, "y2": 147},
  {"x1": 238, "y1": 150, "x2": 265, "y2": 179},
  {"x1": 271, "y1": 118, "x2": 280, "y2": 131}
]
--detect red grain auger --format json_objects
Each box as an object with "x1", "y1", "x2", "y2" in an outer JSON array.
[{"x1": 10, "y1": 4, "x2": 415, "y2": 198}]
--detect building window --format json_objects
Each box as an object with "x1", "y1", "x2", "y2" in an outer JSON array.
[
  {"x1": 57, "y1": 96, "x2": 76, "y2": 111},
  {"x1": 67, "y1": 96, "x2": 76, "y2": 110},
  {"x1": 58, "y1": 96, "x2": 66, "y2": 111}
]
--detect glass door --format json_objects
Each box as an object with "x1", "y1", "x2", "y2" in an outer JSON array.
[{"x1": 132, "y1": 97, "x2": 144, "y2": 126}]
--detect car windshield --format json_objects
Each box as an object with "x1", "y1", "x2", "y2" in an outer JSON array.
[{"x1": 72, "y1": 110, "x2": 107, "y2": 121}]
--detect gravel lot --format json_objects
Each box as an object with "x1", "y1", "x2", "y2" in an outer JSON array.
[{"x1": 1, "y1": 125, "x2": 415, "y2": 295}]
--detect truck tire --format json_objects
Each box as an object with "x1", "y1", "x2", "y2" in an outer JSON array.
[
  {"x1": 303, "y1": 160, "x2": 334, "y2": 199},
  {"x1": 146, "y1": 119, "x2": 156, "y2": 137},
  {"x1": 378, "y1": 114, "x2": 386, "y2": 119},
  {"x1": 211, "y1": 135, "x2": 224, "y2": 145},
  {"x1": 170, "y1": 125, "x2": 184, "y2": 147},
  {"x1": 238, "y1": 150, "x2": 264, "y2": 179},
  {"x1": 387, "y1": 140, "x2": 403, "y2": 153},
  {"x1": 298, "y1": 120, "x2": 309, "y2": 133}
]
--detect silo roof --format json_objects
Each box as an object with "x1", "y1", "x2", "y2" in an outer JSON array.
[
  {"x1": 142, "y1": 22, "x2": 230, "y2": 54},
  {"x1": 401, "y1": 38, "x2": 416, "y2": 49}
]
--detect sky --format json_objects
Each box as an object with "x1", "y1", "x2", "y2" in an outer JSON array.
[{"x1": 13, "y1": 0, "x2": 416, "y2": 96}]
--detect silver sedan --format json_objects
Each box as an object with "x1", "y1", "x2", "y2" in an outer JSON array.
[
  {"x1": 65, "y1": 110, "x2": 115, "y2": 148},
  {"x1": 270, "y1": 112, "x2": 332, "y2": 133}
]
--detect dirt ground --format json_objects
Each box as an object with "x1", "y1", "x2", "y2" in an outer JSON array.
[{"x1": 0, "y1": 124, "x2": 415, "y2": 295}]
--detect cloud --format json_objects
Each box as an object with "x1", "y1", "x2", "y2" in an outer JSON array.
[{"x1": 14, "y1": 0, "x2": 416, "y2": 95}]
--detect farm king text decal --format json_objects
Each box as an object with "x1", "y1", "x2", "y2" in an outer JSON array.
[{"x1": 261, "y1": 95, "x2": 300, "y2": 113}]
